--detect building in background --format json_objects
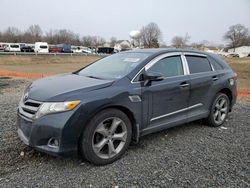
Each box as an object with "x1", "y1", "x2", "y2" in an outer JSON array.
[
  {"x1": 228, "y1": 46, "x2": 250, "y2": 57},
  {"x1": 114, "y1": 40, "x2": 131, "y2": 51}
]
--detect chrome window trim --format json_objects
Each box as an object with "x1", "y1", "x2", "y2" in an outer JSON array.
[
  {"x1": 181, "y1": 54, "x2": 190, "y2": 75},
  {"x1": 131, "y1": 52, "x2": 186, "y2": 84},
  {"x1": 144, "y1": 52, "x2": 183, "y2": 71},
  {"x1": 210, "y1": 64, "x2": 215, "y2": 71},
  {"x1": 131, "y1": 52, "x2": 214, "y2": 84},
  {"x1": 183, "y1": 53, "x2": 215, "y2": 73},
  {"x1": 150, "y1": 103, "x2": 203, "y2": 122}
]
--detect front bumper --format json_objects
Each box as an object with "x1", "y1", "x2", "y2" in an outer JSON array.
[{"x1": 17, "y1": 108, "x2": 83, "y2": 157}]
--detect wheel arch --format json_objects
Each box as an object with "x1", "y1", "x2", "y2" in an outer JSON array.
[
  {"x1": 99, "y1": 105, "x2": 140, "y2": 143},
  {"x1": 78, "y1": 105, "x2": 140, "y2": 151}
]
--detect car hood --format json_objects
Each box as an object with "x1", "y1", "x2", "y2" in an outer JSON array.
[{"x1": 27, "y1": 74, "x2": 114, "y2": 101}]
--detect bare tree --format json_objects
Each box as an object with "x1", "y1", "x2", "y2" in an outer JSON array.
[
  {"x1": 140, "y1": 22, "x2": 161, "y2": 48},
  {"x1": 56, "y1": 29, "x2": 73, "y2": 44},
  {"x1": 2, "y1": 27, "x2": 21, "y2": 43},
  {"x1": 44, "y1": 29, "x2": 55, "y2": 44},
  {"x1": 110, "y1": 37, "x2": 117, "y2": 47},
  {"x1": 224, "y1": 24, "x2": 249, "y2": 50},
  {"x1": 82, "y1": 36, "x2": 94, "y2": 47},
  {"x1": 92, "y1": 36, "x2": 106, "y2": 48},
  {"x1": 171, "y1": 36, "x2": 184, "y2": 48},
  {"x1": 171, "y1": 33, "x2": 190, "y2": 48},
  {"x1": 0, "y1": 31, "x2": 2, "y2": 42},
  {"x1": 26, "y1": 24, "x2": 43, "y2": 42},
  {"x1": 41, "y1": 29, "x2": 81, "y2": 45},
  {"x1": 82, "y1": 36, "x2": 105, "y2": 47}
]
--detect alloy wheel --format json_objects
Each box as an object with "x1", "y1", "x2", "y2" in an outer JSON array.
[
  {"x1": 92, "y1": 117, "x2": 127, "y2": 159},
  {"x1": 213, "y1": 97, "x2": 228, "y2": 124}
]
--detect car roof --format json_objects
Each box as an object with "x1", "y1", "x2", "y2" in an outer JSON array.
[{"x1": 126, "y1": 48, "x2": 212, "y2": 56}]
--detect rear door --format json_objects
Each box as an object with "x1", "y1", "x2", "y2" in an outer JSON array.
[{"x1": 184, "y1": 53, "x2": 218, "y2": 119}]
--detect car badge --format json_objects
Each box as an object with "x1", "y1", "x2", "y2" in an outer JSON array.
[{"x1": 23, "y1": 92, "x2": 29, "y2": 102}]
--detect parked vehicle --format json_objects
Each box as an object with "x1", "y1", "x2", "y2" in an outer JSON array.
[
  {"x1": 17, "y1": 49, "x2": 237, "y2": 165},
  {"x1": 21, "y1": 45, "x2": 34, "y2": 52},
  {"x1": 0, "y1": 43, "x2": 6, "y2": 51},
  {"x1": 71, "y1": 46, "x2": 91, "y2": 54},
  {"x1": 227, "y1": 53, "x2": 239, "y2": 58},
  {"x1": 4, "y1": 43, "x2": 21, "y2": 52},
  {"x1": 71, "y1": 46, "x2": 82, "y2": 53},
  {"x1": 35, "y1": 42, "x2": 49, "y2": 53},
  {"x1": 49, "y1": 45, "x2": 62, "y2": 53},
  {"x1": 57, "y1": 43, "x2": 72, "y2": 53},
  {"x1": 97, "y1": 47, "x2": 114, "y2": 54},
  {"x1": 82, "y1": 47, "x2": 92, "y2": 54}
]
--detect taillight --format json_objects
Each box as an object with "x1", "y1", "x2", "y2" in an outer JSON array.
[
  {"x1": 233, "y1": 72, "x2": 237, "y2": 80},
  {"x1": 229, "y1": 72, "x2": 237, "y2": 86}
]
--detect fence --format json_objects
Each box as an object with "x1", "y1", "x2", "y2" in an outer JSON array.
[{"x1": 0, "y1": 52, "x2": 107, "y2": 57}]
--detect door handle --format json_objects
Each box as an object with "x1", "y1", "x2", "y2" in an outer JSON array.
[
  {"x1": 212, "y1": 76, "x2": 218, "y2": 81},
  {"x1": 180, "y1": 82, "x2": 189, "y2": 88}
]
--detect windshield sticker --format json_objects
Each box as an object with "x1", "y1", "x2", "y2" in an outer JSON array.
[{"x1": 123, "y1": 58, "x2": 140, "y2": 63}]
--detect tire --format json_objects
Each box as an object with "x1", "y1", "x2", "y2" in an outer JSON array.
[
  {"x1": 205, "y1": 93, "x2": 230, "y2": 127},
  {"x1": 80, "y1": 109, "x2": 132, "y2": 165}
]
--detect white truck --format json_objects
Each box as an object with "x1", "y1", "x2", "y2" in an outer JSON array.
[
  {"x1": 4, "y1": 43, "x2": 21, "y2": 52},
  {"x1": 34, "y1": 42, "x2": 49, "y2": 53}
]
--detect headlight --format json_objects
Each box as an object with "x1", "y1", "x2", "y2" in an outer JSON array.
[{"x1": 35, "y1": 100, "x2": 80, "y2": 119}]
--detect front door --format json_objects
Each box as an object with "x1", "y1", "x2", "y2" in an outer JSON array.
[{"x1": 141, "y1": 53, "x2": 190, "y2": 133}]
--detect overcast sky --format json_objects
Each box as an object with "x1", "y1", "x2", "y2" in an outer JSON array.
[{"x1": 1, "y1": 0, "x2": 249, "y2": 45}]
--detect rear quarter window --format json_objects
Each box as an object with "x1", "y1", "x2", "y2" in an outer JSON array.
[
  {"x1": 208, "y1": 57, "x2": 223, "y2": 70},
  {"x1": 186, "y1": 55, "x2": 212, "y2": 74}
]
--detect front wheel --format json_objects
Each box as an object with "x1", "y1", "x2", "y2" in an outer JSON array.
[
  {"x1": 80, "y1": 109, "x2": 132, "y2": 165},
  {"x1": 205, "y1": 93, "x2": 230, "y2": 127}
]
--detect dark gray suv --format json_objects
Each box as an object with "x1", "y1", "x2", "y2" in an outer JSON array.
[{"x1": 17, "y1": 49, "x2": 237, "y2": 165}]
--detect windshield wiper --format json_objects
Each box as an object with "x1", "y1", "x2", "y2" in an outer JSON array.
[{"x1": 85, "y1": 75, "x2": 103, "y2": 80}]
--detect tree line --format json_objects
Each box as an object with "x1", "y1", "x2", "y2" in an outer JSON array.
[
  {"x1": 0, "y1": 23, "x2": 162, "y2": 48},
  {"x1": 0, "y1": 23, "x2": 249, "y2": 49}
]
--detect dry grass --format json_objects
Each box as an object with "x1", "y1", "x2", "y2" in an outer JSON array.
[
  {"x1": 0, "y1": 55, "x2": 101, "y2": 74},
  {"x1": 225, "y1": 57, "x2": 250, "y2": 88}
]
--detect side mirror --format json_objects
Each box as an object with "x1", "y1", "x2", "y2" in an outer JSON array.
[{"x1": 141, "y1": 71, "x2": 164, "y2": 86}]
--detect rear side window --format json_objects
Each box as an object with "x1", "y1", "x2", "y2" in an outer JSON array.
[
  {"x1": 186, "y1": 55, "x2": 212, "y2": 74},
  {"x1": 148, "y1": 56, "x2": 184, "y2": 77}
]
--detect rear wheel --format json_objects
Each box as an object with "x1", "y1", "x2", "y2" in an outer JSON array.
[
  {"x1": 205, "y1": 93, "x2": 229, "y2": 127},
  {"x1": 80, "y1": 109, "x2": 132, "y2": 165}
]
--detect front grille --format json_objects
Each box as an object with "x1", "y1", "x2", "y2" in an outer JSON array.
[{"x1": 19, "y1": 98, "x2": 42, "y2": 119}]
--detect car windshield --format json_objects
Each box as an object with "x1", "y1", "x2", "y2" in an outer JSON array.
[{"x1": 77, "y1": 52, "x2": 150, "y2": 80}]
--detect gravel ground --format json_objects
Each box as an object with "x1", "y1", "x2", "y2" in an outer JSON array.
[{"x1": 0, "y1": 78, "x2": 250, "y2": 188}]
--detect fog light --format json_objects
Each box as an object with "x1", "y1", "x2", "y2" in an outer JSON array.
[{"x1": 48, "y1": 138, "x2": 59, "y2": 148}]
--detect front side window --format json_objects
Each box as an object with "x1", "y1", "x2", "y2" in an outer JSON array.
[
  {"x1": 186, "y1": 55, "x2": 212, "y2": 74},
  {"x1": 147, "y1": 56, "x2": 184, "y2": 77}
]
